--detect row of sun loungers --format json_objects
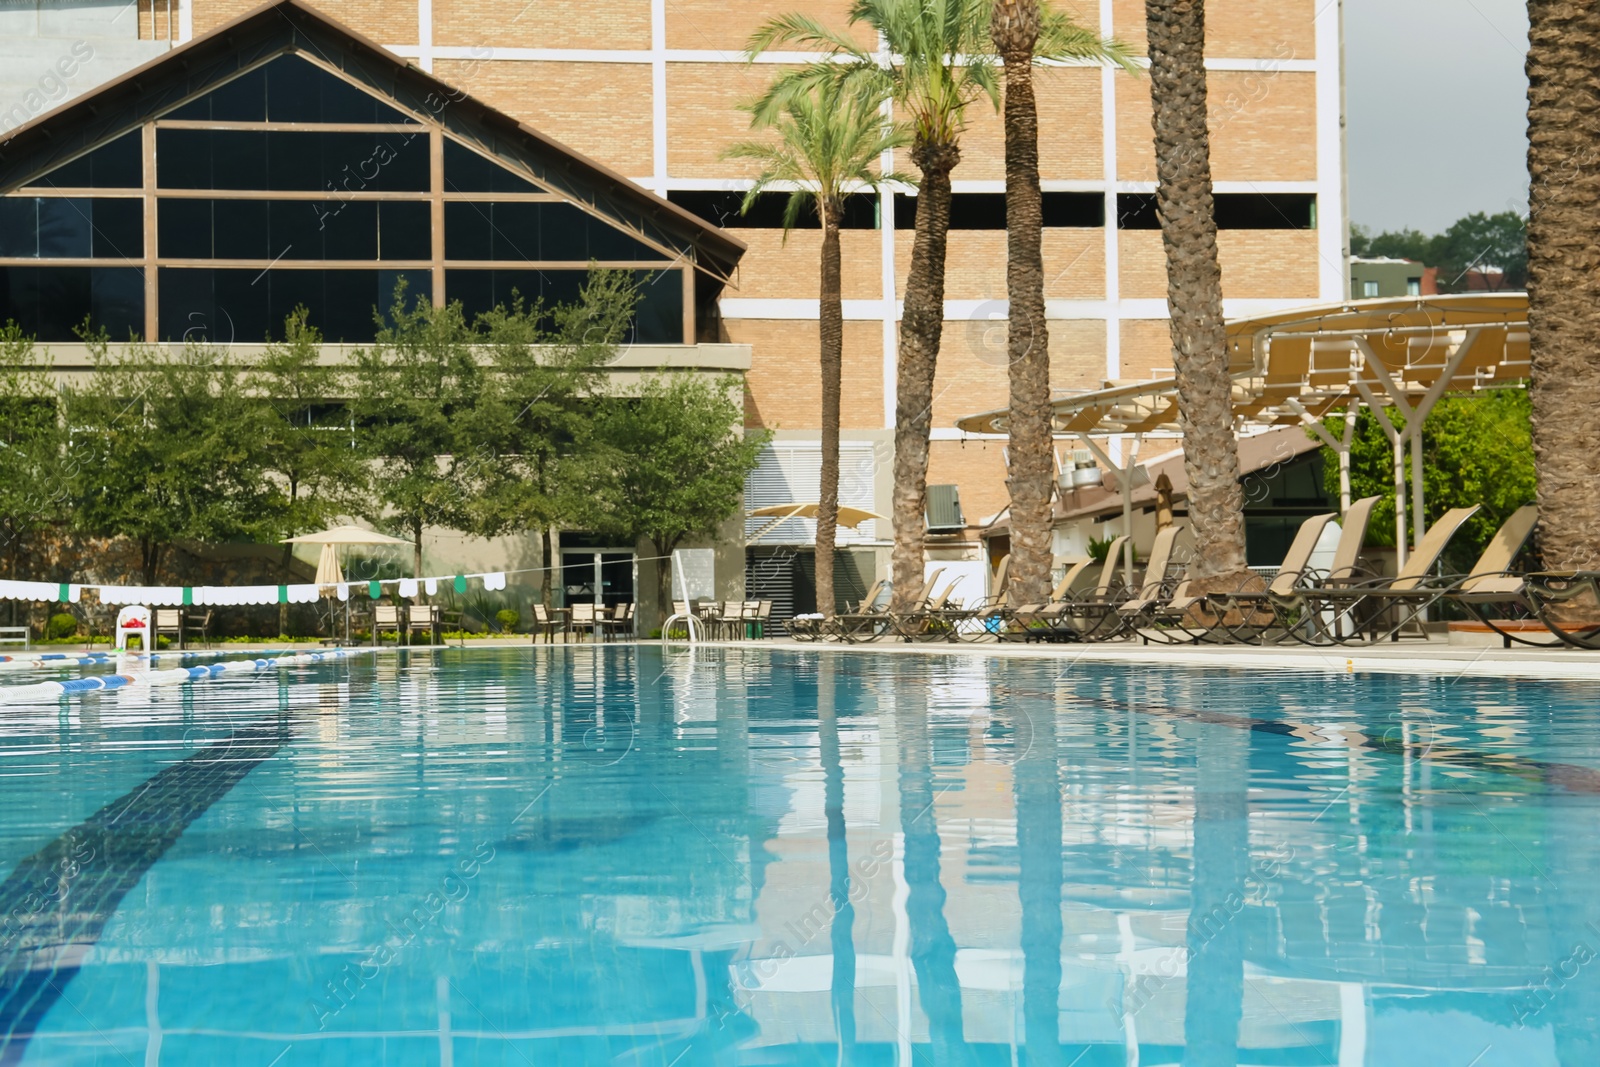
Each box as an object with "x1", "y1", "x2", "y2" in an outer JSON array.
[{"x1": 790, "y1": 500, "x2": 1600, "y2": 649}]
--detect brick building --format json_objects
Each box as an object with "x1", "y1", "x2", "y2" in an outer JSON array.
[{"x1": 1, "y1": 0, "x2": 1346, "y2": 619}]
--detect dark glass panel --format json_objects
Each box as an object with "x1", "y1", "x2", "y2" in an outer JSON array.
[
  {"x1": 442, "y1": 201, "x2": 493, "y2": 260},
  {"x1": 669, "y1": 190, "x2": 880, "y2": 230},
  {"x1": 165, "y1": 65, "x2": 267, "y2": 122},
  {"x1": 1115, "y1": 193, "x2": 1317, "y2": 230},
  {"x1": 87, "y1": 200, "x2": 143, "y2": 257},
  {"x1": 158, "y1": 267, "x2": 429, "y2": 343},
  {"x1": 158, "y1": 198, "x2": 213, "y2": 258},
  {"x1": 33, "y1": 132, "x2": 142, "y2": 189},
  {"x1": 277, "y1": 200, "x2": 378, "y2": 260},
  {"x1": 157, "y1": 130, "x2": 429, "y2": 191},
  {"x1": 631, "y1": 268, "x2": 684, "y2": 344},
  {"x1": 263, "y1": 55, "x2": 414, "y2": 124},
  {"x1": 158, "y1": 200, "x2": 434, "y2": 261},
  {"x1": 442, "y1": 139, "x2": 542, "y2": 194},
  {"x1": 377, "y1": 202, "x2": 431, "y2": 260},
  {"x1": 444, "y1": 268, "x2": 682, "y2": 343},
  {"x1": 0, "y1": 199, "x2": 38, "y2": 257},
  {"x1": 0, "y1": 266, "x2": 143, "y2": 341},
  {"x1": 890, "y1": 192, "x2": 1097, "y2": 230},
  {"x1": 442, "y1": 201, "x2": 658, "y2": 261},
  {"x1": 164, "y1": 56, "x2": 416, "y2": 124}
]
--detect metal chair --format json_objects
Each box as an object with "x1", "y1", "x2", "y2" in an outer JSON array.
[
  {"x1": 601, "y1": 603, "x2": 635, "y2": 641},
  {"x1": 153, "y1": 608, "x2": 185, "y2": 649},
  {"x1": 372, "y1": 603, "x2": 405, "y2": 646},
  {"x1": 530, "y1": 603, "x2": 564, "y2": 644},
  {"x1": 183, "y1": 610, "x2": 214, "y2": 649},
  {"x1": 407, "y1": 604, "x2": 442, "y2": 646},
  {"x1": 570, "y1": 602, "x2": 602, "y2": 643}
]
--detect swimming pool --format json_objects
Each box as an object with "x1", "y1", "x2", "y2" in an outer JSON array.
[{"x1": 1, "y1": 645, "x2": 1597, "y2": 1065}]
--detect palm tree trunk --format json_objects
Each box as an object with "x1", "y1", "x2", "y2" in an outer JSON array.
[
  {"x1": 816, "y1": 205, "x2": 844, "y2": 620},
  {"x1": 1146, "y1": 0, "x2": 1252, "y2": 593},
  {"x1": 996, "y1": 3, "x2": 1054, "y2": 608},
  {"x1": 1527, "y1": 1, "x2": 1600, "y2": 578},
  {"x1": 891, "y1": 140, "x2": 960, "y2": 613}
]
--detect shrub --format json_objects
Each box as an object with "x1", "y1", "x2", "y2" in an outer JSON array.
[
  {"x1": 46, "y1": 613, "x2": 78, "y2": 640},
  {"x1": 495, "y1": 609, "x2": 520, "y2": 633}
]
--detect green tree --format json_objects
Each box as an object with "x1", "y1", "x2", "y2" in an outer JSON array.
[
  {"x1": 252, "y1": 307, "x2": 372, "y2": 630},
  {"x1": 460, "y1": 270, "x2": 640, "y2": 606},
  {"x1": 0, "y1": 323, "x2": 64, "y2": 583},
  {"x1": 1350, "y1": 212, "x2": 1527, "y2": 290},
  {"x1": 351, "y1": 283, "x2": 482, "y2": 576},
  {"x1": 590, "y1": 373, "x2": 768, "y2": 624},
  {"x1": 726, "y1": 79, "x2": 909, "y2": 619},
  {"x1": 1318, "y1": 391, "x2": 1536, "y2": 574},
  {"x1": 63, "y1": 334, "x2": 274, "y2": 584}
]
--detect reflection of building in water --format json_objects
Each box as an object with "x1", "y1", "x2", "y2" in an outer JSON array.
[{"x1": 726, "y1": 663, "x2": 1578, "y2": 1064}]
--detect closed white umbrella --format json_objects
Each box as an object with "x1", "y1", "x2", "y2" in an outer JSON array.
[{"x1": 313, "y1": 543, "x2": 343, "y2": 591}]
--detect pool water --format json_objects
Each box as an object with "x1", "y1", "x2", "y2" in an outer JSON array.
[{"x1": 2, "y1": 646, "x2": 1599, "y2": 1065}]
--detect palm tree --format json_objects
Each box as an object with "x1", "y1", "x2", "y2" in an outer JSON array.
[
  {"x1": 727, "y1": 81, "x2": 909, "y2": 620},
  {"x1": 993, "y1": 3, "x2": 1134, "y2": 606},
  {"x1": 1526, "y1": 1, "x2": 1600, "y2": 585},
  {"x1": 1145, "y1": 0, "x2": 1253, "y2": 594},
  {"x1": 751, "y1": 0, "x2": 1129, "y2": 612}
]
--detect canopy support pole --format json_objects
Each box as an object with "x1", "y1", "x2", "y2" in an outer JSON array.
[
  {"x1": 1076, "y1": 433, "x2": 1140, "y2": 587},
  {"x1": 1340, "y1": 405, "x2": 1358, "y2": 514},
  {"x1": 1353, "y1": 379, "x2": 1407, "y2": 568}
]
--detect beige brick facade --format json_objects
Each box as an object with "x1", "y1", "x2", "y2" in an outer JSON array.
[
  {"x1": 175, "y1": 0, "x2": 1341, "y2": 544},
  {"x1": 1111, "y1": 0, "x2": 1317, "y2": 59},
  {"x1": 435, "y1": 0, "x2": 651, "y2": 51},
  {"x1": 731, "y1": 230, "x2": 882, "y2": 301},
  {"x1": 435, "y1": 59, "x2": 654, "y2": 177},
  {"x1": 1117, "y1": 69, "x2": 1319, "y2": 183},
  {"x1": 730, "y1": 319, "x2": 884, "y2": 432}
]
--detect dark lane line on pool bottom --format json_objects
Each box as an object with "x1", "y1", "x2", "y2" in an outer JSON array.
[{"x1": 0, "y1": 715, "x2": 291, "y2": 1065}]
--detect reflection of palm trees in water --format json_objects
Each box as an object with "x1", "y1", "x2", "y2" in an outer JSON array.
[
  {"x1": 1546, "y1": 796, "x2": 1600, "y2": 1065},
  {"x1": 817, "y1": 657, "x2": 858, "y2": 1061},
  {"x1": 895, "y1": 688, "x2": 974, "y2": 1065},
  {"x1": 1015, "y1": 706, "x2": 1064, "y2": 1066},
  {"x1": 1183, "y1": 724, "x2": 1249, "y2": 1067}
]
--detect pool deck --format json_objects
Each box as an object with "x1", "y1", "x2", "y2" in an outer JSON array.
[{"x1": 683, "y1": 635, "x2": 1600, "y2": 682}]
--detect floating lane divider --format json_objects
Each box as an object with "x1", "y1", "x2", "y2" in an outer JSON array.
[
  {"x1": 0, "y1": 646, "x2": 388, "y2": 705},
  {"x1": 0, "y1": 646, "x2": 353, "y2": 674}
]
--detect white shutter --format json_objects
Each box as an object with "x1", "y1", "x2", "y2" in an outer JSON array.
[{"x1": 744, "y1": 442, "x2": 879, "y2": 544}]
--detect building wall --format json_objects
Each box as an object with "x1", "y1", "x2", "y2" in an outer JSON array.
[{"x1": 45, "y1": 1, "x2": 1345, "y2": 560}]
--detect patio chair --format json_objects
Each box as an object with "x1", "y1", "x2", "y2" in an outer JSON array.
[
  {"x1": 827, "y1": 571, "x2": 933, "y2": 643},
  {"x1": 1200, "y1": 511, "x2": 1341, "y2": 643},
  {"x1": 887, "y1": 576, "x2": 966, "y2": 642},
  {"x1": 530, "y1": 603, "x2": 565, "y2": 644},
  {"x1": 372, "y1": 603, "x2": 405, "y2": 646},
  {"x1": 1064, "y1": 530, "x2": 1184, "y2": 643},
  {"x1": 407, "y1": 604, "x2": 442, "y2": 646},
  {"x1": 1523, "y1": 572, "x2": 1600, "y2": 650},
  {"x1": 570, "y1": 602, "x2": 602, "y2": 643},
  {"x1": 1298, "y1": 505, "x2": 1483, "y2": 644},
  {"x1": 153, "y1": 608, "x2": 185, "y2": 650},
  {"x1": 793, "y1": 580, "x2": 883, "y2": 641},
  {"x1": 1007, "y1": 552, "x2": 1113, "y2": 642},
  {"x1": 1113, "y1": 527, "x2": 1198, "y2": 642},
  {"x1": 1436, "y1": 506, "x2": 1554, "y2": 647},
  {"x1": 600, "y1": 603, "x2": 636, "y2": 642},
  {"x1": 183, "y1": 609, "x2": 215, "y2": 649}
]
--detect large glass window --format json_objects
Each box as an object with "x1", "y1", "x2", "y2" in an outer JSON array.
[
  {"x1": 158, "y1": 268, "x2": 429, "y2": 343},
  {"x1": 443, "y1": 140, "x2": 542, "y2": 194},
  {"x1": 2, "y1": 198, "x2": 141, "y2": 258},
  {"x1": 0, "y1": 266, "x2": 143, "y2": 341},
  {"x1": 27, "y1": 132, "x2": 142, "y2": 190},
  {"x1": 158, "y1": 199, "x2": 428, "y2": 261},
  {"x1": 156, "y1": 130, "x2": 430, "y2": 192},
  {"x1": 163, "y1": 55, "x2": 417, "y2": 125},
  {"x1": 443, "y1": 201, "x2": 659, "y2": 261}
]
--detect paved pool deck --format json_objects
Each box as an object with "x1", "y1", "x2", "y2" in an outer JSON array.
[{"x1": 679, "y1": 635, "x2": 1600, "y2": 682}]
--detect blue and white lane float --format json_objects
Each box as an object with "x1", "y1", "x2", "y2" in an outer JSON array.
[
  {"x1": 0, "y1": 646, "x2": 386, "y2": 705},
  {"x1": 0, "y1": 646, "x2": 360, "y2": 674}
]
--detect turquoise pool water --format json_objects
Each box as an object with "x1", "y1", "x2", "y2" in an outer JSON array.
[{"x1": 2, "y1": 646, "x2": 1599, "y2": 1065}]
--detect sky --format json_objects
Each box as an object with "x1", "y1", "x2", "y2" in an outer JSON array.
[{"x1": 1344, "y1": 0, "x2": 1529, "y2": 236}]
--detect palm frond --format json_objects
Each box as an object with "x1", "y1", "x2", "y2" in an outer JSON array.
[
  {"x1": 746, "y1": 11, "x2": 871, "y2": 61},
  {"x1": 1038, "y1": 6, "x2": 1141, "y2": 73}
]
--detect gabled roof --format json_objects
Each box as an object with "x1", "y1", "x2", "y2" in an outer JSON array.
[{"x1": 0, "y1": 0, "x2": 745, "y2": 283}]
